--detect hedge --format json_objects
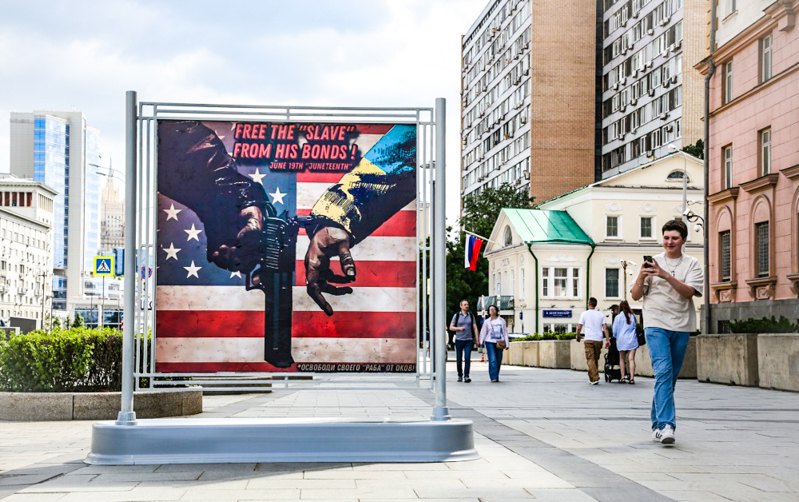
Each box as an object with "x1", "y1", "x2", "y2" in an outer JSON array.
[
  {"x1": 0, "y1": 328, "x2": 134, "y2": 392},
  {"x1": 511, "y1": 332, "x2": 578, "y2": 341}
]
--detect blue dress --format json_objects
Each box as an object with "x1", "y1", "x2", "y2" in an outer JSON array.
[{"x1": 613, "y1": 313, "x2": 639, "y2": 351}]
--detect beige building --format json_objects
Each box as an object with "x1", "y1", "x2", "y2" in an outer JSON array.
[
  {"x1": 460, "y1": 0, "x2": 597, "y2": 204},
  {"x1": 100, "y1": 174, "x2": 125, "y2": 253},
  {"x1": 484, "y1": 153, "x2": 704, "y2": 333},
  {"x1": 0, "y1": 176, "x2": 56, "y2": 326}
]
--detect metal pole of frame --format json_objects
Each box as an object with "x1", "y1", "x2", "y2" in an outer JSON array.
[
  {"x1": 117, "y1": 91, "x2": 138, "y2": 425},
  {"x1": 431, "y1": 98, "x2": 450, "y2": 421}
]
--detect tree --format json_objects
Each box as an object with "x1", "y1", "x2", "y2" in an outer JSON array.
[
  {"x1": 682, "y1": 139, "x2": 704, "y2": 159},
  {"x1": 71, "y1": 313, "x2": 85, "y2": 329},
  {"x1": 445, "y1": 183, "x2": 534, "y2": 319}
]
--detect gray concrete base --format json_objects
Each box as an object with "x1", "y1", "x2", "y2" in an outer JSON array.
[{"x1": 86, "y1": 417, "x2": 478, "y2": 465}]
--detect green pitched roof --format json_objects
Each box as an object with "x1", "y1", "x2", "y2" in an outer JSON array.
[{"x1": 503, "y1": 208, "x2": 594, "y2": 246}]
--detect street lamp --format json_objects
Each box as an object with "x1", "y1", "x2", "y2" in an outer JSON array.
[
  {"x1": 667, "y1": 144, "x2": 688, "y2": 214},
  {"x1": 620, "y1": 259, "x2": 637, "y2": 301}
]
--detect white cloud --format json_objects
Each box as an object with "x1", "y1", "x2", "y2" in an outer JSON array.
[{"x1": 0, "y1": 0, "x2": 487, "y2": 222}]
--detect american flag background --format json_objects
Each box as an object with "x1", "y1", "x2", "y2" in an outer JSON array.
[{"x1": 155, "y1": 121, "x2": 417, "y2": 373}]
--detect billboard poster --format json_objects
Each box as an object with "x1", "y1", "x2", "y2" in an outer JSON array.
[{"x1": 154, "y1": 120, "x2": 417, "y2": 373}]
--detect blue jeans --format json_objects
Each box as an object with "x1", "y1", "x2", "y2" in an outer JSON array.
[
  {"x1": 646, "y1": 327, "x2": 690, "y2": 430},
  {"x1": 485, "y1": 342, "x2": 503, "y2": 381},
  {"x1": 455, "y1": 339, "x2": 473, "y2": 378}
]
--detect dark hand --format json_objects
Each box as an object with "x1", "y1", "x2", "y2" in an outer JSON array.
[
  {"x1": 305, "y1": 226, "x2": 356, "y2": 316},
  {"x1": 209, "y1": 206, "x2": 264, "y2": 277}
]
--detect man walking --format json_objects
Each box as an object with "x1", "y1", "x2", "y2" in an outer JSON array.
[
  {"x1": 449, "y1": 299, "x2": 479, "y2": 383},
  {"x1": 631, "y1": 219, "x2": 703, "y2": 445},
  {"x1": 575, "y1": 297, "x2": 609, "y2": 385}
]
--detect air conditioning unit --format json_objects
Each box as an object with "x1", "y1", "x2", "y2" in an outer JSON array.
[
  {"x1": 632, "y1": 10, "x2": 639, "y2": 18},
  {"x1": 632, "y1": 69, "x2": 638, "y2": 77},
  {"x1": 621, "y1": 48, "x2": 628, "y2": 55},
  {"x1": 630, "y1": 98, "x2": 638, "y2": 105},
  {"x1": 523, "y1": 68, "x2": 529, "y2": 75},
  {"x1": 648, "y1": 88, "x2": 656, "y2": 96},
  {"x1": 620, "y1": 105, "x2": 627, "y2": 112},
  {"x1": 514, "y1": 177, "x2": 522, "y2": 185},
  {"x1": 620, "y1": 77, "x2": 627, "y2": 85},
  {"x1": 647, "y1": 28, "x2": 654, "y2": 36},
  {"x1": 665, "y1": 124, "x2": 674, "y2": 132},
  {"x1": 520, "y1": 115, "x2": 528, "y2": 124},
  {"x1": 660, "y1": 112, "x2": 668, "y2": 120},
  {"x1": 670, "y1": 76, "x2": 678, "y2": 84},
  {"x1": 668, "y1": 44, "x2": 675, "y2": 52},
  {"x1": 646, "y1": 150, "x2": 654, "y2": 157},
  {"x1": 675, "y1": 39, "x2": 682, "y2": 49},
  {"x1": 613, "y1": 82, "x2": 620, "y2": 90},
  {"x1": 663, "y1": 79, "x2": 670, "y2": 88}
]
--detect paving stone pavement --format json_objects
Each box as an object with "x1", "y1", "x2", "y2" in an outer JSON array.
[{"x1": 1, "y1": 356, "x2": 798, "y2": 501}]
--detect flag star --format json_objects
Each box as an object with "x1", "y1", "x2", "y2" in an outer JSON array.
[
  {"x1": 229, "y1": 271, "x2": 242, "y2": 279},
  {"x1": 184, "y1": 261, "x2": 202, "y2": 279},
  {"x1": 269, "y1": 187, "x2": 287, "y2": 205},
  {"x1": 250, "y1": 168, "x2": 266, "y2": 184},
  {"x1": 162, "y1": 242, "x2": 181, "y2": 261},
  {"x1": 184, "y1": 224, "x2": 202, "y2": 241},
  {"x1": 163, "y1": 203, "x2": 182, "y2": 221}
]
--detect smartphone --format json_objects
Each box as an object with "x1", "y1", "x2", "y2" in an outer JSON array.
[{"x1": 643, "y1": 255, "x2": 653, "y2": 268}]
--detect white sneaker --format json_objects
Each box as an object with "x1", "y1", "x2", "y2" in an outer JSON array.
[
  {"x1": 651, "y1": 428, "x2": 661, "y2": 442},
  {"x1": 659, "y1": 425, "x2": 675, "y2": 444}
]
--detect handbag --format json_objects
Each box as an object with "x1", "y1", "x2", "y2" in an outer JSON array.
[
  {"x1": 496, "y1": 340, "x2": 507, "y2": 350},
  {"x1": 637, "y1": 332, "x2": 646, "y2": 346}
]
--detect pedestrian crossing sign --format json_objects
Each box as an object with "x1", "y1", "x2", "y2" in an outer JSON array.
[{"x1": 94, "y1": 256, "x2": 115, "y2": 277}]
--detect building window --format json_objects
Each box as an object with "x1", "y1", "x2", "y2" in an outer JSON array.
[
  {"x1": 759, "y1": 128, "x2": 771, "y2": 176},
  {"x1": 760, "y1": 34, "x2": 772, "y2": 83},
  {"x1": 542, "y1": 267, "x2": 580, "y2": 298},
  {"x1": 720, "y1": 230, "x2": 731, "y2": 282},
  {"x1": 722, "y1": 145, "x2": 733, "y2": 189},
  {"x1": 755, "y1": 222, "x2": 769, "y2": 277},
  {"x1": 605, "y1": 268, "x2": 620, "y2": 298},
  {"x1": 606, "y1": 215, "x2": 619, "y2": 238},
  {"x1": 504, "y1": 226, "x2": 512, "y2": 246},
  {"x1": 722, "y1": 61, "x2": 733, "y2": 104},
  {"x1": 640, "y1": 217, "x2": 653, "y2": 238}
]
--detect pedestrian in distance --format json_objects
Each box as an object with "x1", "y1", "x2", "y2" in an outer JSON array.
[
  {"x1": 449, "y1": 299, "x2": 479, "y2": 383},
  {"x1": 575, "y1": 297, "x2": 610, "y2": 385},
  {"x1": 631, "y1": 219, "x2": 703, "y2": 445},
  {"x1": 479, "y1": 304, "x2": 509, "y2": 383},
  {"x1": 612, "y1": 300, "x2": 639, "y2": 384}
]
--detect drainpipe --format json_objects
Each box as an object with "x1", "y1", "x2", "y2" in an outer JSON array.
[
  {"x1": 703, "y1": 0, "x2": 718, "y2": 334},
  {"x1": 526, "y1": 245, "x2": 539, "y2": 334},
  {"x1": 585, "y1": 244, "x2": 596, "y2": 301}
]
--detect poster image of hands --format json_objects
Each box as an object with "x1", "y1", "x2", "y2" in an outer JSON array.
[{"x1": 155, "y1": 120, "x2": 417, "y2": 373}]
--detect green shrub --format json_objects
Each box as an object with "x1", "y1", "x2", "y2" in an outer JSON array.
[
  {"x1": 729, "y1": 316, "x2": 799, "y2": 334},
  {"x1": 511, "y1": 332, "x2": 577, "y2": 342},
  {"x1": 0, "y1": 327, "x2": 134, "y2": 392}
]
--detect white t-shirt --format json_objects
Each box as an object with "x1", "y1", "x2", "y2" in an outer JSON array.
[
  {"x1": 578, "y1": 309, "x2": 606, "y2": 341},
  {"x1": 641, "y1": 252, "x2": 703, "y2": 333}
]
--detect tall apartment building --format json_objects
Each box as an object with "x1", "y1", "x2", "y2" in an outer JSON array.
[
  {"x1": 600, "y1": 0, "x2": 705, "y2": 178},
  {"x1": 9, "y1": 111, "x2": 106, "y2": 313},
  {"x1": 100, "y1": 173, "x2": 125, "y2": 252},
  {"x1": 0, "y1": 176, "x2": 56, "y2": 326},
  {"x1": 698, "y1": 0, "x2": 799, "y2": 330},
  {"x1": 460, "y1": 0, "x2": 598, "y2": 204}
]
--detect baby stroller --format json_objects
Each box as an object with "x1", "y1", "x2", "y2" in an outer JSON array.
[{"x1": 604, "y1": 337, "x2": 623, "y2": 383}]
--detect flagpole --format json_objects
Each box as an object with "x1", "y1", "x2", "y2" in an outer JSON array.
[{"x1": 463, "y1": 229, "x2": 498, "y2": 244}]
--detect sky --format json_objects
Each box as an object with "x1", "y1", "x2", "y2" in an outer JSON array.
[{"x1": 0, "y1": 0, "x2": 488, "y2": 223}]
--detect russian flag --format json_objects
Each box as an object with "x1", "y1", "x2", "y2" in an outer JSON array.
[{"x1": 464, "y1": 234, "x2": 484, "y2": 271}]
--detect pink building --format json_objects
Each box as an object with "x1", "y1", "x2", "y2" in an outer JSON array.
[{"x1": 697, "y1": 0, "x2": 799, "y2": 331}]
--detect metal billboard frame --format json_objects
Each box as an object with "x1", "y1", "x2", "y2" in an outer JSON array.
[{"x1": 117, "y1": 93, "x2": 449, "y2": 423}]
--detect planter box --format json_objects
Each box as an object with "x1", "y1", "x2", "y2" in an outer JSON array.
[
  {"x1": 634, "y1": 337, "x2": 697, "y2": 379},
  {"x1": 507, "y1": 342, "x2": 525, "y2": 365},
  {"x1": 757, "y1": 334, "x2": 799, "y2": 392},
  {"x1": 537, "y1": 340, "x2": 571, "y2": 369},
  {"x1": 0, "y1": 389, "x2": 203, "y2": 421},
  {"x1": 696, "y1": 334, "x2": 759, "y2": 386},
  {"x1": 570, "y1": 340, "x2": 607, "y2": 372},
  {"x1": 521, "y1": 341, "x2": 539, "y2": 366}
]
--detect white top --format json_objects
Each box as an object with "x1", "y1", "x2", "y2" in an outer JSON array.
[
  {"x1": 612, "y1": 313, "x2": 638, "y2": 351},
  {"x1": 578, "y1": 309, "x2": 607, "y2": 341},
  {"x1": 640, "y1": 252, "x2": 704, "y2": 333},
  {"x1": 479, "y1": 317, "x2": 509, "y2": 345}
]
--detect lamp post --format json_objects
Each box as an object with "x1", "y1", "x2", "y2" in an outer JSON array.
[
  {"x1": 39, "y1": 270, "x2": 47, "y2": 330},
  {"x1": 668, "y1": 144, "x2": 688, "y2": 214},
  {"x1": 620, "y1": 260, "x2": 637, "y2": 301}
]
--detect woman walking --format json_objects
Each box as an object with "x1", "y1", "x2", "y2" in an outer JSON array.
[
  {"x1": 479, "y1": 305, "x2": 509, "y2": 382},
  {"x1": 612, "y1": 300, "x2": 639, "y2": 384}
]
